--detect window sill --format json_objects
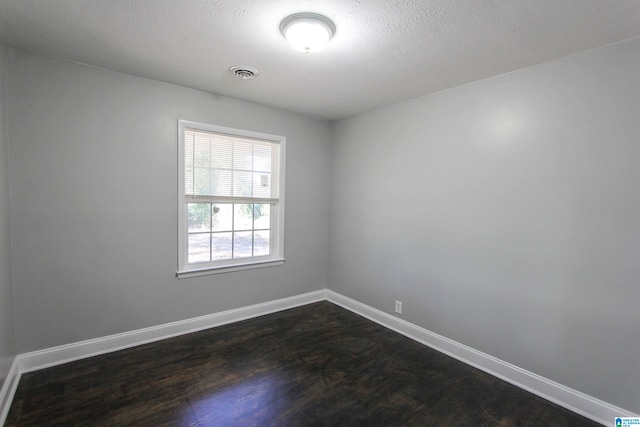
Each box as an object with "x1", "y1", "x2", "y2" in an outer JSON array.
[{"x1": 176, "y1": 258, "x2": 285, "y2": 279}]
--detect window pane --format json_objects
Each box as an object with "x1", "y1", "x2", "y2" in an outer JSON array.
[
  {"x1": 194, "y1": 167, "x2": 212, "y2": 195},
  {"x1": 211, "y1": 136, "x2": 232, "y2": 169},
  {"x1": 233, "y1": 171, "x2": 253, "y2": 197},
  {"x1": 212, "y1": 232, "x2": 232, "y2": 260},
  {"x1": 234, "y1": 204, "x2": 253, "y2": 231},
  {"x1": 253, "y1": 204, "x2": 270, "y2": 230},
  {"x1": 212, "y1": 204, "x2": 233, "y2": 231},
  {"x1": 212, "y1": 169, "x2": 232, "y2": 197},
  {"x1": 184, "y1": 130, "x2": 195, "y2": 171},
  {"x1": 188, "y1": 203, "x2": 211, "y2": 232},
  {"x1": 233, "y1": 231, "x2": 253, "y2": 258},
  {"x1": 233, "y1": 140, "x2": 253, "y2": 170},
  {"x1": 253, "y1": 173, "x2": 271, "y2": 199},
  {"x1": 185, "y1": 167, "x2": 194, "y2": 194},
  {"x1": 194, "y1": 133, "x2": 211, "y2": 167},
  {"x1": 188, "y1": 234, "x2": 210, "y2": 263},
  {"x1": 253, "y1": 144, "x2": 272, "y2": 172},
  {"x1": 254, "y1": 230, "x2": 270, "y2": 257}
]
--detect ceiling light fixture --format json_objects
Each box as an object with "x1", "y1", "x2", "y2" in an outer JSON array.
[{"x1": 280, "y1": 13, "x2": 336, "y2": 53}]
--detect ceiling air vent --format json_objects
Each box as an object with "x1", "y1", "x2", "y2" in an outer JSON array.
[{"x1": 229, "y1": 65, "x2": 260, "y2": 80}]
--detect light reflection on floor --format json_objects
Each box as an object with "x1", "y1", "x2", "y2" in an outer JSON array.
[{"x1": 183, "y1": 373, "x2": 289, "y2": 425}]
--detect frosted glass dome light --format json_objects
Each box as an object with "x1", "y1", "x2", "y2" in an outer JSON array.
[{"x1": 280, "y1": 13, "x2": 336, "y2": 53}]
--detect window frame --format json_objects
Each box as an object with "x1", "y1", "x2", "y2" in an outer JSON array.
[{"x1": 176, "y1": 120, "x2": 286, "y2": 278}]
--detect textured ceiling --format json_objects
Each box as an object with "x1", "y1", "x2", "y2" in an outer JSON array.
[{"x1": 0, "y1": 0, "x2": 639, "y2": 120}]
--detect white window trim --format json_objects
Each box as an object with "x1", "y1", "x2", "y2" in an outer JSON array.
[{"x1": 176, "y1": 120, "x2": 286, "y2": 278}]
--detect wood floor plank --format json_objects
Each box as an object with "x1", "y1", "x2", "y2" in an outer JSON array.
[{"x1": 5, "y1": 301, "x2": 602, "y2": 426}]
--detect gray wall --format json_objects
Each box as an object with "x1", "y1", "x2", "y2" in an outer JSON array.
[
  {"x1": 330, "y1": 37, "x2": 640, "y2": 413},
  {"x1": 7, "y1": 49, "x2": 331, "y2": 353},
  {"x1": 0, "y1": 45, "x2": 17, "y2": 389}
]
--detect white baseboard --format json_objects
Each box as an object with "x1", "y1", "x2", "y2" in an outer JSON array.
[
  {"x1": 18, "y1": 290, "x2": 327, "y2": 374},
  {"x1": 0, "y1": 356, "x2": 20, "y2": 425},
  {"x1": 325, "y1": 289, "x2": 636, "y2": 426},
  {"x1": 1, "y1": 289, "x2": 326, "y2": 425},
  {"x1": 2, "y1": 288, "x2": 635, "y2": 427}
]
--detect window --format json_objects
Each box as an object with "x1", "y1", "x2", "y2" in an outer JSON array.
[{"x1": 177, "y1": 120, "x2": 285, "y2": 278}]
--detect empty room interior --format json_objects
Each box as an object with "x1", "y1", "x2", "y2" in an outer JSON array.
[{"x1": 0, "y1": 1, "x2": 639, "y2": 425}]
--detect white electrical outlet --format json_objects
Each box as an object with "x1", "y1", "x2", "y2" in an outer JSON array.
[{"x1": 395, "y1": 300, "x2": 403, "y2": 314}]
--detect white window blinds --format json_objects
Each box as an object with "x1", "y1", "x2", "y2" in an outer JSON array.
[{"x1": 184, "y1": 128, "x2": 281, "y2": 203}]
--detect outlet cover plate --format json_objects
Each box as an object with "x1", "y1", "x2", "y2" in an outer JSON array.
[{"x1": 395, "y1": 300, "x2": 402, "y2": 314}]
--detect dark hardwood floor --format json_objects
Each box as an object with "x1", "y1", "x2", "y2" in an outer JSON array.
[{"x1": 6, "y1": 301, "x2": 601, "y2": 426}]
